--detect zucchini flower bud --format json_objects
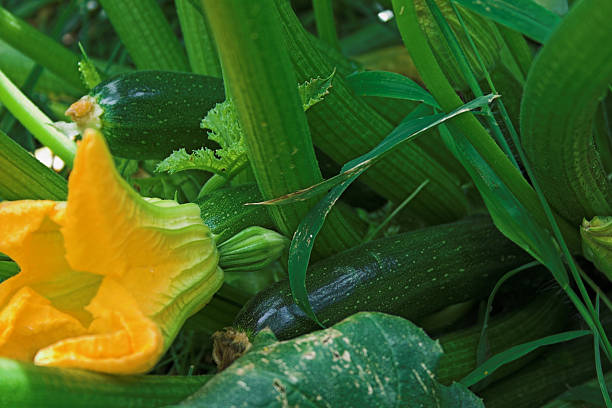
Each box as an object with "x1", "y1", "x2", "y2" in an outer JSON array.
[
  {"x1": 581, "y1": 216, "x2": 612, "y2": 279},
  {"x1": 217, "y1": 226, "x2": 289, "y2": 272}
]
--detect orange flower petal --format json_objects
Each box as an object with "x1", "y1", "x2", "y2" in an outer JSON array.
[
  {"x1": 63, "y1": 130, "x2": 223, "y2": 344},
  {"x1": 0, "y1": 286, "x2": 87, "y2": 361},
  {"x1": 34, "y1": 279, "x2": 162, "y2": 374},
  {"x1": 0, "y1": 201, "x2": 100, "y2": 325}
]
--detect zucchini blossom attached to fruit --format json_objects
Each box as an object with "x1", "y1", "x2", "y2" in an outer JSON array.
[
  {"x1": 581, "y1": 216, "x2": 612, "y2": 280},
  {"x1": 0, "y1": 129, "x2": 223, "y2": 374}
]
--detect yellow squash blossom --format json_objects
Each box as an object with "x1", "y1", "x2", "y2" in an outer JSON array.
[{"x1": 0, "y1": 129, "x2": 223, "y2": 374}]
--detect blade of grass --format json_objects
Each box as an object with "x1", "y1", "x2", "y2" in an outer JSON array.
[
  {"x1": 476, "y1": 261, "x2": 541, "y2": 367},
  {"x1": 0, "y1": 69, "x2": 75, "y2": 166},
  {"x1": 426, "y1": 0, "x2": 518, "y2": 168},
  {"x1": 594, "y1": 296, "x2": 612, "y2": 408},
  {"x1": 175, "y1": 0, "x2": 222, "y2": 76},
  {"x1": 313, "y1": 0, "x2": 341, "y2": 51},
  {"x1": 345, "y1": 70, "x2": 440, "y2": 108},
  {"x1": 201, "y1": 0, "x2": 362, "y2": 259},
  {"x1": 0, "y1": 129, "x2": 67, "y2": 200},
  {"x1": 462, "y1": 330, "x2": 592, "y2": 388},
  {"x1": 363, "y1": 179, "x2": 430, "y2": 242},
  {"x1": 451, "y1": 0, "x2": 561, "y2": 43},
  {"x1": 99, "y1": 0, "x2": 189, "y2": 71},
  {"x1": 286, "y1": 94, "x2": 496, "y2": 325},
  {"x1": 252, "y1": 95, "x2": 494, "y2": 207}
]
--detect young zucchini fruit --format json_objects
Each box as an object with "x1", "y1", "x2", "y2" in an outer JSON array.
[
  {"x1": 234, "y1": 216, "x2": 532, "y2": 340},
  {"x1": 66, "y1": 70, "x2": 225, "y2": 159}
]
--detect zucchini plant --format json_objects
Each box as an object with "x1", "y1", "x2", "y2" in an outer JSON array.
[{"x1": 0, "y1": 0, "x2": 610, "y2": 406}]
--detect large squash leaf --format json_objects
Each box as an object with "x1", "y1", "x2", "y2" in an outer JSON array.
[{"x1": 175, "y1": 312, "x2": 483, "y2": 407}]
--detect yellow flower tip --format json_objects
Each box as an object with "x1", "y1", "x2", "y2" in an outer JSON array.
[
  {"x1": 0, "y1": 287, "x2": 86, "y2": 361},
  {"x1": 0, "y1": 126, "x2": 223, "y2": 374}
]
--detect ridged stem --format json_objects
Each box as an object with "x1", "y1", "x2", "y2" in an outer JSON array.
[
  {"x1": 201, "y1": 0, "x2": 361, "y2": 257},
  {"x1": 175, "y1": 0, "x2": 222, "y2": 76},
  {"x1": 0, "y1": 130, "x2": 67, "y2": 200},
  {"x1": 313, "y1": 0, "x2": 340, "y2": 50},
  {"x1": 99, "y1": 0, "x2": 189, "y2": 71},
  {"x1": 520, "y1": 0, "x2": 612, "y2": 226}
]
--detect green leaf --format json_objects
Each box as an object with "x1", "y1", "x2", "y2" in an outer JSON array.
[
  {"x1": 452, "y1": 0, "x2": 561, "y2": 43},
  {"x1": 177, "y1": 312, "x2": 484, "y2": 408},
  {"x1": 299, "y1": 69, "x2": 336, "y2": 109},
  {"x1": 346, "y1": 70, "x2": 440, "y2": 108},
  {"x1": 157, "y1": 74, "x2": 335, "y2": 178},
  {"x1": 461, "y1": 330, "x2": 591, "y2": 387},
  {"x1": 0, "y1": 261, "x2": 18, "y2": 283},
  {"x1": 77, "y1": 43, "x2": 101, "y2": 90}
]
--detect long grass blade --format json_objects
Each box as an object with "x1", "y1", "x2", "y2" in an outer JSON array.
[
  {"x1": 461, "y1": 330, "x2": 592, "y2": 388},
  {"x1": 346, "y1": 70, "x2": 440, "y2": 108},
  {"x1": 451, "y1": 0, "x2": 561, "y2": 43},
  {"x1": 287, "y1": 94, "x2": 496, "y2": 324},
  {"x1": 98, "y1": 0, "x2": 189, "y2": 71}
]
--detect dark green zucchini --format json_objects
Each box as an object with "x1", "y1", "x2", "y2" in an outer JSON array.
[
  {"x1": 196, "y1": 184, "x2": 275, "y2": 244},
  {"x1": 66, "y1": 70, "x2": 225, "y2": 159},
  {"x1": 234, "y1": 216, "x2": 532, "y2": 340}
]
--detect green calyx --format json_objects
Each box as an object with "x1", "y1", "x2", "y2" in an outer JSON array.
[
  {"x1": 217, "y1": 227, "x2": 289, "y2": 272},
  {"x1": 581, "y1": 216, "x2": 612, "y2": 279}
]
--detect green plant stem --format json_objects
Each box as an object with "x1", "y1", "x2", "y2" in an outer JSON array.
[
  {"x1": 99, "y1": 0, "x2": 189, "y2": 71},
  {"x1": 175, "y1": 0, "x2": 222, "y2": 76},
  {"x1": 390, "y1": 0, "x2": 579, "y2": 251},
  {"x1": 0, "y1": 130, "x2": 67, "y2": 200},
  {"x1": 201, "y1": 0, "x2": 361, "y2": 257},
  {"x1": 0, "y1": 6, "x2": 83, "y2": 90},
  {"x1": 313, "y1": 0, "x2": 340, "y2": 51},
  {"x1": 0, "y1": 69, "x2": 76, "y2": 167}
]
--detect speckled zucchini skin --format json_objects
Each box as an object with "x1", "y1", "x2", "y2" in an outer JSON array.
[
  {"x1": 92, "y1": 70, "x2": 225, "y2": 159},
  {"x1": 196, "y1": 184, "x2": 276, "y2": 243},
  {"x1": 234, "y1": 216, "x2": 532, "y2": 340}
]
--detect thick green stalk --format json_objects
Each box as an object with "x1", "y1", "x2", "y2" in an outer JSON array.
[
  {"x1": 0, "y1": 70, "x2": 76, "y2": 167},
  {"x1": 0, "y1": 130, "x2": 67, "y2": 200},
  {"x1": 0, "y1": 6, "x2": 83, "y2": 90},
  {"x1": 521, "y1": 0, "x2": 612, "y2": 226},
  {"x1": 313, "y1": 0, "x2": 340, "y2": 50},
  {"x1": 391, "y1": 0, "x2": 579, "y2": 250},
  {"x1": 274, "y1": 0, "x2": 469, "y2": 223},
  {"x1": 0, "y1": 358, "x2": 210, "y2": 408},
  {"x1": 175, "y1": 0, "x2": 222, "y2": 76},
  {"x1": 99, "y1": 0, "x2": 189, "y2": 71},
  {"x1": 201, "y1": 0, "x2": 361, "y2": 257}
]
